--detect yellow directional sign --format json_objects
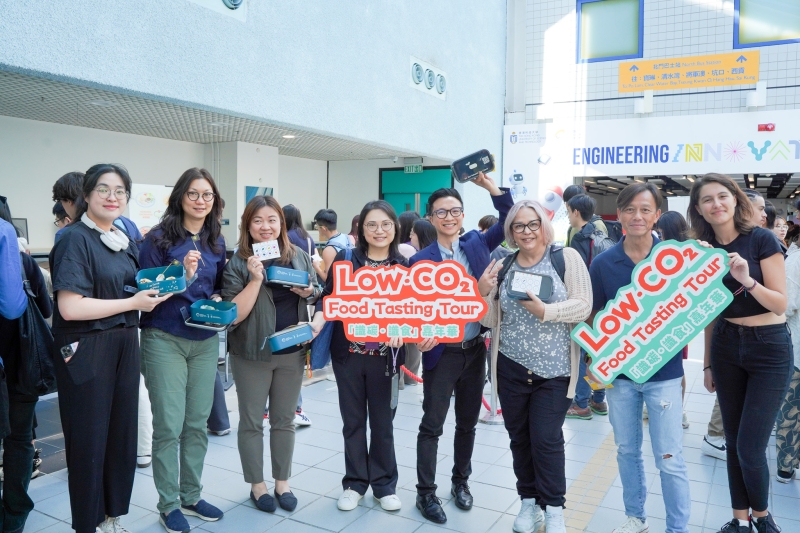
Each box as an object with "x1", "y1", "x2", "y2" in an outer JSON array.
[{"x1": 619, "y1": 51, "x2": 760, "y2": 93}]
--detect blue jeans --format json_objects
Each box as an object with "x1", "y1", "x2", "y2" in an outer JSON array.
[
  {"x1": 573, "y1": 351, "x2": 605, "y2": 409},
  {"x1": 607, "y1": 377, "x2": 690, "y2": 533}
]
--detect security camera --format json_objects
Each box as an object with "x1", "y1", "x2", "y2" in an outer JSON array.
[{"x1": 392, "y1": 156, "x2": 398, "y2": 163}]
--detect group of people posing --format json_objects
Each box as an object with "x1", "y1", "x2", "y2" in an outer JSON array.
[{"x1": 0, "y1": 166, "x2": 797, "y2": 533}]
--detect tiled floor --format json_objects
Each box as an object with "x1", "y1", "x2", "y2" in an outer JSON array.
[{"x1": 22, "y1": 336, "x2": 800, "y2": 532}]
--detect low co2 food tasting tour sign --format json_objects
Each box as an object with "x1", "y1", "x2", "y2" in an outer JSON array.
[
  {"x1": 572, "y1": 241, "x2": 733, "y2": 385},
  {"x1": 324, "y1": 260, "x2": 488, "y2": 342}
]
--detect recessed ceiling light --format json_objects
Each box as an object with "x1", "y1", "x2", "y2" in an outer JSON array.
[
  {"x1": 607, "y1": 186, "x2": 618, "y2": 190},
  {"x1": 207, "y1": 121, "x2": 228, "y2": 127},
  {"x1": 282, "y1": 135, "x2": 296, "y2": 139},
  {"x1": 584, "y1": 180, "x2": 595, "y2": 184},
  {"x1": 199, "y1": 131, "x2": 225, "y2": 137},
  {"x1": 87, "y1": 100, "x2": 119, "y2": 107}
]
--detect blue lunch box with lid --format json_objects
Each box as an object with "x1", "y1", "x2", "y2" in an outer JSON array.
[
  {"x1": 136, "y1": 265, "x2": 187, "y2": 295},
  {"x1": 190, "y1": 300, "x2": 238, "y2": 325},
  {"x1": 266, "y1": 266, "x2": 309, "y2": 288},
  {"x1": 267, "y1": 324, "x2": 314, "y2": 352}
]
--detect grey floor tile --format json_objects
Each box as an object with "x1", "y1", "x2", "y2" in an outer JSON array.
[
  {"x1": 27, "y1": 474, "x2": 69, "y2": 504},
  {"x1": 37, "y1": 492, "x2": 73, "y2": 521},
  {"x1": 264, "y1": 517, "x2": 335, "y2": 533},
  {"x1": 33, "y1": 522, "x2": 75, "y2": 533},
  {"x1": 292, "y1": 442, "x2": 341, "y2": 468},
  {"x1": 198, "y1": 503, "x2": 282, "y2": 533},
  {"x1": 429, "y1": 499, "x2": 503, "y2": 533},
  {"x1": 290, "y1": 496, "x2": 370, "y2": 531},
  {"x1": 339, "y1": 508, "x2": 422, "y2": 533},
  {"x1": 586, "y1": 506, "x2": 628, "y2": 533},
  {"x1": 19, "y1": 510, "x2": 59, "y2": 533},
  {"x1": 290, "y1": 467, "x2": 346, "y2": 496},
  {"x1": 462, "y1": 481, "x2": 518, "y2": 513}
]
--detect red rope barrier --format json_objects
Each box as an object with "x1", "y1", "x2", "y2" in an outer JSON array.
[{"x1": 482, "y1": 395, "x2": 502, "y2": 415}]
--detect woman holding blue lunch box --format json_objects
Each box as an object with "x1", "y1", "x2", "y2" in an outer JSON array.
[
  {"x1": 310, "y1": 199, "x2": 406, "y2": 513},
  {"x1": 222, "y1": 195, "x2": 321, "y2": 514},
  {"x1": 138, "y1": 167, "x2": 228, "y2": 533},
  {"x1": 50, "y1": 164, "x2": 172, "y2": 533}
]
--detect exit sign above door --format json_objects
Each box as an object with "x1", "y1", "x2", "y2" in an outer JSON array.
[{"x1": 404, "y1": 164, "x2": 423, "y2": 174}]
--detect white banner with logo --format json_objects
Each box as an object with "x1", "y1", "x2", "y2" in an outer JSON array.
[{"x1": 128, "y1": 184, "x2": 173, "y2": 236}]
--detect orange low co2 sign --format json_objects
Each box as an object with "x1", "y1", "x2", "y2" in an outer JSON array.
[
  {"x1": 324, "y1": 260, "x2": 488, "y2": 343},
  {"x1": 619, "y1": 51, "x2": 759, "y2": 93}
]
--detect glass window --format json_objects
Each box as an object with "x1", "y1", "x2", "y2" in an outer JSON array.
[
  {"x1": 577, "y1": 0, "x2": 643, "y2": 63},
  {"x1": 735, "y1": 0, "x2": 800, "y2": 48}
]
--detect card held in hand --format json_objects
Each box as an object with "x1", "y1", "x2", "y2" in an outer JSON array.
[{"x1": 253, "y1": 240, "x2": 281, "y2": 261}]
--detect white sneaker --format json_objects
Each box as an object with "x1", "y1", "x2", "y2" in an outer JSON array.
[
  {"x1": 376, "y1": 493, "x2": 402, "y2": 511},
  {"x1": 338, "y1": 488, "x2": 363, "y2": 511},
  {"x1": 208, "y1": 428, "x2": 231, "y2": 436},
  {"x1": 136, "y1": 455, "x2": 151, "y2": 468},
  {"x1": 612, "y1": 516, "x2": 649, "y2": 533},
  {"x1": 513, "y1": 498, "x2": 544, "y2": 533},
  {"x1": 98, "y1": 516, "x2": 131, "y2": 533},
  {"x1": 682, "y1": 411, "x2": 690, "y2": 429},
  {"x1": 544, "y1": 506, "x2": 566, "y2": 533},
  {"x1": 776, "y1": 467, "x2": 798, "y2": 483},
  {"x1": 294, "y1": 409, "x2": 312, "y2": 427},
  {"x1": 701, "y1": 434, "x2": 727, "y2": 461}
]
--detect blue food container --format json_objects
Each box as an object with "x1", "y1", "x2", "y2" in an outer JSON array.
[
  {"x1": 136, "y1": 265, "x2": 187, "y2": 294},
  {"x1": 267, "y1": 324, "x2": 314, "y2": 352},
  {"x1": 190, "y1": 300, "x2": 237, "y2": 325},
  {"x1": 266, "y1": 266, "x2": 309, "y2": 288}
]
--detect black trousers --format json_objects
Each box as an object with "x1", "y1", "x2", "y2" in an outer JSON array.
[
  {"x1": 53, "y1": 327, "x2": 139, "y2": 533},
  {"x1": 332, "y1": 353, "x2": 398, "y2": 498},
  {"x1": 416, "y1": 342, "x2": 485, "y2": 495},
  {"x1": 206, "y1": 371, "x2": 230, "y2": 432},
  {"x1": 1, "y1": 384, "x2": 38, "y2": 533},
  {"x1": 497, "y1": 352, "x2": 571, "y2": 507},
  {"x1": 711, "y1": 320, "x2": 793, "y2": 512}
]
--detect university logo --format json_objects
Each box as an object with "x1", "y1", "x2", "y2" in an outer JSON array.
[{"x1": 510, "y1": 133, "x2": 517, "y2": 144}]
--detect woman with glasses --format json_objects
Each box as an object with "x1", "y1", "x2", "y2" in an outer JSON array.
[
  {"x1": 772, "y1": 216, "x2": 789, "y2": 247},
  {"x1": 310, "y1": 200, "x2": 406, "y2": 513},
  {"x1": 477, "y1": 200, "x2": 592, "y2": 533},
  {"x1": 222, "y1": 195, "x2": 321, "y2": 514},
  {"x1": 50, "y1": 164, "x2": 171, "y2": 533},
  {"x1": 138, "y1": 168, "x2": 228, "y2": 532}
]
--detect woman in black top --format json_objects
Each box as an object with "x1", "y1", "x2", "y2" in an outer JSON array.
[
  {"x1": 50, "y1": 164, "x2": 171, "y2": 533},
  {"x1": 310, "y1": 200, "x2": 406, "y2": 513},
  {"x1": 688, "y1": 174, "x2": 791, "y2": 533}
]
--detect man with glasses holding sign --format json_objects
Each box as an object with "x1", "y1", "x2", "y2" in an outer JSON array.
[{"x1": 410, "y1": 173, "x2": 512, "y2": 525}]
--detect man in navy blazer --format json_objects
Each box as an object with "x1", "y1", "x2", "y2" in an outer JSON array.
[{"x1": 410, "y1": 173, "x2": 513, "y2": 524}]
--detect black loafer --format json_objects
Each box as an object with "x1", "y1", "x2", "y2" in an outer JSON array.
[
  {"x1": 451, "y1": 482, "x2": 473, "y2": 510},
  {"x1": 250, "y1": 490, "x2": 276, "y2": 513},
  {"x1": 416, "y1": 493, "x2": 447, "y2": 524},
  {"x1": 275, "y1": 490, "x2": 298, "y2": 512}
]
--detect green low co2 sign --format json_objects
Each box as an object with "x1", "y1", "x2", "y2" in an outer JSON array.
[
  {"x1": 404, "y1": 164, "x2": 423, "y2": 174},
  {"x1": 572, "y1": 240, "x2": 732, "y2": 384}
]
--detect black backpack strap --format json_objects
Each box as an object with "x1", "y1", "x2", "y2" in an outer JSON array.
[
  {"x1": 494, "y1": 250, "x2": 519, "y2": 300},
  {"x1": 549, "y1": 244, "x2": 566, "y2": 283}
]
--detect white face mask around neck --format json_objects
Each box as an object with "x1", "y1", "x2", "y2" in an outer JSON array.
[{"x1": 81, "y1": 213, "x2": 129, "y2": 251}]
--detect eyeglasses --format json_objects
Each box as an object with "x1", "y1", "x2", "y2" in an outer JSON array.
[
  {"x1": 776, "y1": 225, "x2": 789, "y2": 230},
  {"x1": 432, "y1": 207, "x2": 463, "y2": 219},
  {"x1": 364, "y1": 221, "x2": 395, "y2": 232},
  {"x1": 511, "y1": 220, "x2": 541, "y2": 234},
  {"x1": 53, "y1": 218, "x2": 66, "y2": 227},
  {"x1": 186, "y1": 191, "x2": 215, "y2": 202},
  {"x1": 93, "y1": 187, "x2": 129, "y2": 201}
]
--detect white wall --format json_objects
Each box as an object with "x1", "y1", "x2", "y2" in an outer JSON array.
[
  {"x1": 278, "y1": 155, "x2": 327, "y2": 228},
  {"x1": 0, "y1": 115, "x2": 205, "y2": 250}
]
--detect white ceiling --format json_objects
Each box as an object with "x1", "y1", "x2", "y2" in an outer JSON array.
[{"x1": 0, "y1": 70, "x2": 417, "y2": 161}]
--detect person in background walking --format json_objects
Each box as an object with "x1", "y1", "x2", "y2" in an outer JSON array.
[
  {"x1": 565, "y1": 194, "x2": 608, "y2": 421},
  {"x1": 138, "y1": 168, "x2": 228, "y2": 533},
  {"x1": 689, "y1": 173, "x2": 790, "y2": 533},
  {"x1": 314, "y1": 209, "x2": 352, "y2": 281},
  {"x1": 398, "y1": 210, "x2": 421, "y2": 259},
  {"x1": 478, "y1": 199, "x2": 592, "y2": 533},
  {"x1": 223, "y1": 195, "x2": 321, "y2": 514},
  {"x1": 50, "y1": 164, "x2": 171, "y2": 533},
  {"x1": 310, "y1": 200, "x2": 406, "y2": 513}
]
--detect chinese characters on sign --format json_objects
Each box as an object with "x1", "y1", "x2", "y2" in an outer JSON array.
[
  {"x1": 324, "y1": 260, "x2": 488, "y2": 342},
  {"x1": 619, "y1": 51, "x2": 760, "y2": 93},
  {"x1": 571, "y1": 241, "x2": 732, "y2": 384}
]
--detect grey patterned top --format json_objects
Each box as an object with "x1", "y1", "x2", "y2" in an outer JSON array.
[{"x1": 499, "y1": 252, "x2": 571, "y2": 378}]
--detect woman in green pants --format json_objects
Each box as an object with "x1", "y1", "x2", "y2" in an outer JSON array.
[{"x1": 139, "y1": 168, "x2": 228, "y2": 533}]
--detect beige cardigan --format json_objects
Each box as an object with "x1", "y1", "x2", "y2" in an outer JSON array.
[{"x1": 481, "y1": 246, "x2": 593, "y2": 399}]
